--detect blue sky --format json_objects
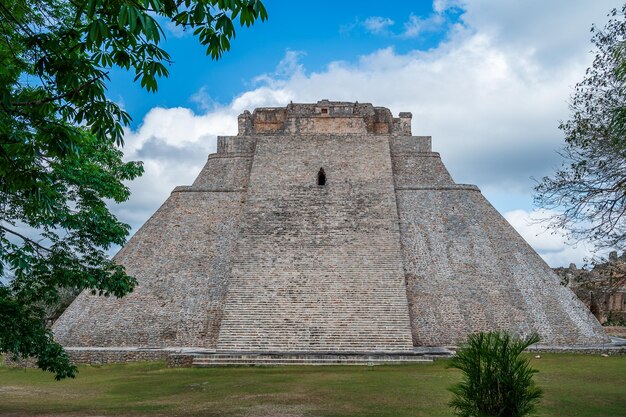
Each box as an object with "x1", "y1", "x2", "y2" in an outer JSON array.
[
  {"x1": 109, "y1": 0, "x2": 623, "y2": 266},
  {"x1": 108, "y1": 1, "x2": 463, "y2": 120}
]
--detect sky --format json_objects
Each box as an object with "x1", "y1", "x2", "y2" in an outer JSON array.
[{"x1": 107, "y1": 0, "x2": 623, "y2": 268}]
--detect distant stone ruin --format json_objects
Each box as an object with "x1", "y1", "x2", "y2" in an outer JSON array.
[
  {"x1": 52, "y1": 100, "x2": 609, "y2": 364},
  {"x1": 554, "y1": 251, "x2": 626, "y2": 325}
]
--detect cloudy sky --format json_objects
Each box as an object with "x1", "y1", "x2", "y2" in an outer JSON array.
[{"x1": 107, "y1": 0, "x2": 622, "y2": 267}]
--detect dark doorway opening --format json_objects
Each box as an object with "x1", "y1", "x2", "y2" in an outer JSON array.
[{"x1": 317, "y1": 168, "x2": 326, "y2": 186}]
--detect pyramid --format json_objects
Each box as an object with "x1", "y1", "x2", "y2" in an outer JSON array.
[{"x1": 53, "y1": 101, "x2": 609, "y2": 363}]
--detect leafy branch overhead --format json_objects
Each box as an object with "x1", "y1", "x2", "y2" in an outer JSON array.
[
  {"x1": 0, "y1": 0, "x2": 267, "y2": 379},
  {"x1": 1, "y1": 0, "x2": 267, "y2": 144},
  {"x1": 535, "y1": 5, "x2": 626, "y2": 251}
]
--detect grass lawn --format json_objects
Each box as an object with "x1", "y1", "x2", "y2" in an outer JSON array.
[{"x1": 0, "y1": 353, "x2": 624, "y2": 417}]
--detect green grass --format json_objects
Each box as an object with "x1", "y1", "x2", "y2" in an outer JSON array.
[{"x1": 0, "y1": 354, "x2": 624, "y2": 416}]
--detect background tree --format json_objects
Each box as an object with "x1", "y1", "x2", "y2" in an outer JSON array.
[
  {"x1": 535, "y1": 6, "x2": 626, "y2": 251},
  {"x1": 448, "y1": 332, "x2": 543, "y2": 417},
  {"x1": 0, "y1": 0, "x2": 267, "y2": 379}
]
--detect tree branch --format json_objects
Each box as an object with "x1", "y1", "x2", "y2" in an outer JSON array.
[
  {"x1": 0, "y1": 225, "x2": 51, "y2": 253},
  {"x1": 10, "y1": 73, "x2": 107, "y2": 107}
]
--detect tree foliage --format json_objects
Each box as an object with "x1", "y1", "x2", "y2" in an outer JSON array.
[
  {"x1": 535, "y1": 6, "x2": 626, "y2": 251},
  {"x1": 448, "y1": 332, "x2": 543, "y2": 417},
  {"x1": 0, "y1": 0, "x2": 266, "y2": 379}
]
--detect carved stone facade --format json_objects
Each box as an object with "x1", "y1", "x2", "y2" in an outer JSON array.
[{"x1": 53, "y1": 101, "x2": 609, "y2": 359}]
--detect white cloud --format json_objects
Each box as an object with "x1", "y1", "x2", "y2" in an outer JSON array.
[
  {"x1": 254, "y1": 50, "x2": 307, "y2": 85},
  {"x1": 433, "y1": 0, "x2": 464, "y2": 14},
  {"x1": 115, "y1": 106, "x2": 239, "y2": 228},
  {"x1": 504, "y1": 209, "x2": 601, "y2": 267},
  {"x1": 218, "y1": 33, "x2": 580, "y2": 196},
  {"x1": 360, "y1": 12, "x2": 446, "y2": 39},
  {"x1": 402, "y1": 13, "x2": 445, "y2": 38},
  {"x1": 440, "y1": 0, "x2": 615, "y2": 68},
  {"x1": 164, "y1": 20, "x2": 190, "y2": 39},
  {"x1": 113, "y1": 0, "x2": 623, "y2": 266},
  {"x1": 189, "y1": 86, "x2": 219, "y2": 112},
  {"x1": 362, "y1": 16, "x2": 395, "y2": 34}
]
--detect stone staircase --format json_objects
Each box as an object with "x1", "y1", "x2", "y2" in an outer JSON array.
[
  {"x1": 215, "y1": 134, "x2": 415, "y2": 353},
  {"x1": 215, "y1": 266, "x2": 415, "y2": 352}
]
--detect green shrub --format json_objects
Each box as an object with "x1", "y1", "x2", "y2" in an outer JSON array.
[{"x1": 448, "y1": 331, "x2": 543, "y2": 417}]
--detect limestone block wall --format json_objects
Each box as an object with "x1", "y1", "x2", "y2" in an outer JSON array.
[
  {"x1": 393, "y1": 142, "x2": 609, "y2": 346},
  {"x1": 390, "y1": 136, "x2": 432, "y2": 153},
  {"x1": 392, "y1": 153, "x2": 454, "y2": 188},
  {"x1": 191, "y1": 154, "x2": 253, "y2": 190},
  {"x1": 283, "y1": 116, "x2": 369, "y2": 134},
  {"x1": 390, "y1": 136, "x2": 454, "y2": 188},
  {"x1": 216, "y1": 134, "x2": 414, "y2": 352},
  {"x1": 52, "y1": 143, "x2": 252, "y2": 348},
  {"x1": 52, "y1": 102, "x2": 610, "y2": 355},
  {"x1": 192, "y1": 136, "x2": 255, "y2": 189},
  {"x1": 66, "y1": 349, "x2": 170, "y2": 364}
]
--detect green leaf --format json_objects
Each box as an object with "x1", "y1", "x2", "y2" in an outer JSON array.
[
  {"x1": 0, "y1": 0, "x2": 267, "y2": 381},
  {"x1": 193, "y1": 4, "x2": 206, "y2": 24},
  {"x1": 118, "y1": 5, "x2": 129, "y2": 28}
]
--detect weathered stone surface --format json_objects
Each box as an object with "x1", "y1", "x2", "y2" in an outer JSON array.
[
  {"x1": 216, "y1": 133, "x2": 413, "y2": 352},
  {"x1": 396, "y1": 186, "x2": 607, "y2": 346},
  {"x1": 52, "y1": 100, "x2": 609, "y2": 361},
  {"x1": 53, "y1": 149, "x2": 252, "y2": 348}
]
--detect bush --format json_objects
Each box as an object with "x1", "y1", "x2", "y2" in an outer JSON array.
[{"x1": 448, "y1": 331, "x2": 543, "y2": 417}]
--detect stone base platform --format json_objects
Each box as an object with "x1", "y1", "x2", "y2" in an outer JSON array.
[
  {"x1": 53, "y1": 347, "x2": 454, "y2": 367},
  {"x1": 169, "y1": 348, "x2": 455, "y2": 367},
  {"x1": 8, "y1": 339, "x2": 620, "y2": 369},
  {"x1": 527, "y1": 336, "x2": 626, "y2": 355}
]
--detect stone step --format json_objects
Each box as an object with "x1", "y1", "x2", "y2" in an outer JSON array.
[
  {"x1": 190, "y1": 355, "x2": 436, "y2": 367},
  {"x1": 193, "y1": 356, "x2": 434, "y2": 362},
  {"x1": 216, "y1": 144, "x2": 415, "y2": 352},
  {"x1": 192, "y1": 359, "x2": 433, "y2": 367},
  {"x1": 166, "y1": 348, "x2": 455, "y2": 367}
]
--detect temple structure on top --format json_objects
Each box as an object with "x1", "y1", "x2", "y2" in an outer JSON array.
[
  {"x1": 237, "y1": 99, "x2": 413, "y2": 135},
  {"x1": 53, "y1": 100, "x2": 609, "y2": 364}
]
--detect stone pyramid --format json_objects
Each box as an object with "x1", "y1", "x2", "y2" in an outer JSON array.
[{"x1": 53, "y1": 101, "x2": 609, "y2": 362}]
